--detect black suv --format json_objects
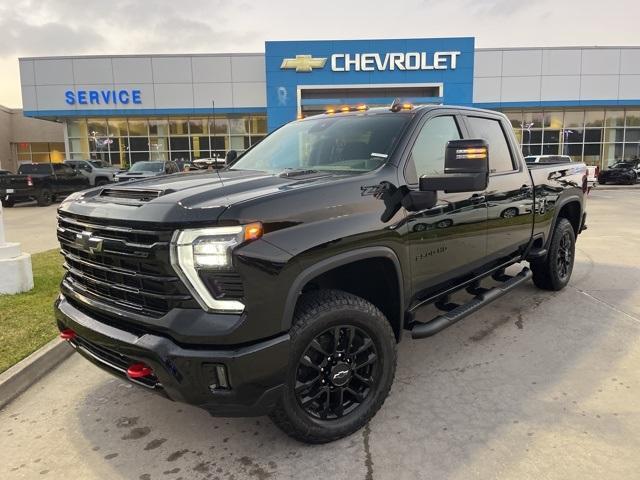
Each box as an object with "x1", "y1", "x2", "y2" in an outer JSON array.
[{"x1": 55, "y1": 105, "x2": 587, "y2": 443}]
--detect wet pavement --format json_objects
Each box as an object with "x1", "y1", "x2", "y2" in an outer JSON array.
[{"x1": 2, "y1": 189, "x2": 639, "y2": 480}]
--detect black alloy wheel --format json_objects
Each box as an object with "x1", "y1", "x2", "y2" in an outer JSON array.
[
  {"x1": 531, "y1": 217, "x2": 575, "y2": 291},
  {"x1": 295, "y1": 325, "x2": 378, "y2": 420},
  {"x1": 269, "y1": 289, "x2": 396, "y2": 443},
  {"x1": 556, "y1": 230, "x2": 573, "y2": 281}
]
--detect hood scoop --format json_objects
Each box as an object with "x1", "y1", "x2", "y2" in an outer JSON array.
[{"x1": 100, "y1": 187, "x2": 171, "y2": 202}]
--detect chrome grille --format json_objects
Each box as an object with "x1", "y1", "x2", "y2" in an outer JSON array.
[{"x1": 57, "y1": 212, "x2": 193, "y2": 318}]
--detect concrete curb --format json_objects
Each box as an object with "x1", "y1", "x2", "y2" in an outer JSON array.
[{"x1": 0, "y1": 338, "x2": 74, "y2": 410}]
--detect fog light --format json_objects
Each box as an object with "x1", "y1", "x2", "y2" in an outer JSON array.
[{"x1": 203, "y1": 363, "x2": 230, "y2": 392}]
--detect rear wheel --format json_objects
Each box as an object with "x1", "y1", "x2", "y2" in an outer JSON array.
[
  {"x1": 531, "y1": 218, "x2": 575, "y2": 291},
  {"x1": 37, "y1": 189, "x2": 53, "y2": 207},
  {"x1": 269, "y1": 289, "x2": 396, "y2": 444},
  {"x1": 1, "y1": 197, "x2": 15, "y2": 208}
]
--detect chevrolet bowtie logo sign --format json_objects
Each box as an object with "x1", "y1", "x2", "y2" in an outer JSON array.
[
  {"x1": 75, "y1": 231, "x2": 104, "y2": 255},
  {"x1": 280, "y1": 55, "x2": 327, "y2": 72}
]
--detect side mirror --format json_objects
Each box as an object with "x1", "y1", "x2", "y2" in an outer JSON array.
[
  {"x1": 420, "y1": 139, "x2": 489, "y2": 193},
  {"x1": 225, "y1": 150, "x2": 238, "y2": 164}
]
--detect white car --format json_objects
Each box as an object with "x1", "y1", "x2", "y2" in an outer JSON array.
[{"x1": 525, "y1": 154, "x2": 598, "y2": 190}]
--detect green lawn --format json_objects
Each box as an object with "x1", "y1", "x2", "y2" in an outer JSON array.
[{"x1": 0, "y1": 249, "x2": 64, "y2": 374}]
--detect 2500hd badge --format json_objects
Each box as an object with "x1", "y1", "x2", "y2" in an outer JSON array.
[{"x1": 56, "y1": 102, "x2": 587, "y2": 443}]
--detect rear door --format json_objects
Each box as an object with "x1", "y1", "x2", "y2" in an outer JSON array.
[
  {"x1": 402, "y1": 111, "x2": 488, "y2": 295},
  {"x1": 463, "y1": 114, "x2": 534, "y2": 260}
]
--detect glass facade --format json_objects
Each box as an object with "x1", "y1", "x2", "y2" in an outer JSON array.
[
  {"x1": 66, "y1": 115, "x2": 267, "y2": 168},
  {"x1": 503, "y1": 108, "x2": 640, "y2": 168},
  {"x1": 14, "y1": 142, "x2": 66, "y2": 164}
]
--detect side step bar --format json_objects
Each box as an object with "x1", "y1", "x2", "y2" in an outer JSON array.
[{"x1": 410, "y1": 267, "x2": 532, "y2": 339}]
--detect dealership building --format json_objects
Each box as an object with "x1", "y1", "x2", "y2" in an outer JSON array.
[{"x1": 11, "y1": 37, "x2": 640, "y2": 173}]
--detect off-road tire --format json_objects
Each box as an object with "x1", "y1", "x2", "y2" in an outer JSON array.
[
  {"x1": 37, "y1": 189, "x2": 53, "y2": 207},
  {"x1": 531, "y1": 217, "x2": 575, "y2": 291},
  {"x1": 269, "y1": 289, "x2": 397, "y2": 444}
]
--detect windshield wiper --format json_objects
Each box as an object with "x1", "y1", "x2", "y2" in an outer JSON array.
[{"x1": 278, "y1": 168, "x2": 319, "y2": 178}]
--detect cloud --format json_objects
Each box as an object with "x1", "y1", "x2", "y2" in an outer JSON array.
[{"x1": 0, "y1": 13, "x2": 106, "y2": 56}]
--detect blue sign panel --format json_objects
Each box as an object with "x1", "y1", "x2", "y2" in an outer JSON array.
[{"x1": 265, "y1": 37, "x2": 475, "y2": 130}]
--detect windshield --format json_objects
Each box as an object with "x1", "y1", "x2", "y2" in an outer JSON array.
[
  {"x1": 18, "y1": 164, "x2": 52, "y2": 174},
  {"x1": 230, "y1": 114, "x2": 411, "y2": 174},
  {"x1": 90, "y1": 160, "x2": 110, "y2": 168},
  {"x1": 129, "y1": 161, "x2": 164, "y2": 173}
]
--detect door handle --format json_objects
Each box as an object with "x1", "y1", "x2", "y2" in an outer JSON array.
[{"x1": 470, "y1": 194, "x2": 486, "y2": 204}]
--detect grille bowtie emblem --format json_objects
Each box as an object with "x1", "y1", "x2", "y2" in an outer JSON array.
[{"x1": 75, "y1": 231, "x2": 103, "y2": 254}]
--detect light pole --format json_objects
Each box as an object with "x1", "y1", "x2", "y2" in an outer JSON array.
[
  {"x1": 562, "y1": 129, "x2": 574, "y2": 156},
  {"x1": 522, "y1": 122, "x2": 534, "y2": 156}
]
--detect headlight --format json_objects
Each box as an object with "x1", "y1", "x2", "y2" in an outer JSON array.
[{"x1": 170, "y1": 223, "x2": 262, "y2": 313}]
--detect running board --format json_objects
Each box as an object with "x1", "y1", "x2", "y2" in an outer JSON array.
[{"x1": 410, "y1": 267, "x2": 532, "y2": 339}]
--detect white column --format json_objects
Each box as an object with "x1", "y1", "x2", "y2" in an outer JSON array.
[{"x1": 0, "y1": 202, "x2": 34, "y2": 294}]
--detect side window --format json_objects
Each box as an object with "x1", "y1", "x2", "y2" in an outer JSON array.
[
  {"x1": 405, "y1": 115, "x2": 461, "y2": 185},
  {"x1": 466, "y1": 116, "x2": 516, "y2": 173},
  {"x1": 53, "y1": 163, "x2": 71, "y2": 174}
]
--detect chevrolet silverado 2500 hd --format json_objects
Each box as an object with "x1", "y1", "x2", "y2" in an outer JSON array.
[{"x1": 55, "y1": 104, "x2": 587, "y2": 443}]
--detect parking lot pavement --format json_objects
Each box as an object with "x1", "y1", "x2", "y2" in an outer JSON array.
[
  {"x1": 2, "y1": 189, "x2": 640, "y2": 480},
  {"x1": 2, "y1": 203, "x2": 60, "y2": 254}
]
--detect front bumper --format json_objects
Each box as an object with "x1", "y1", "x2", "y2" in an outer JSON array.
[{"x1": 55, "y1": 294, "x2": 290, "y2": 416}]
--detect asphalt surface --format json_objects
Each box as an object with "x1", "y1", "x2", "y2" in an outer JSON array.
[
  {"x1": 2, "y1": 189, "x2": 640, "y2": 480},
  {"x1": 2, "y1": 202, "x2": 59, "y2": 254}
]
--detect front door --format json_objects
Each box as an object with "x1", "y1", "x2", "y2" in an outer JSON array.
[{"x1": 402, "y1": 113, "x2": 488, "y2": 296}]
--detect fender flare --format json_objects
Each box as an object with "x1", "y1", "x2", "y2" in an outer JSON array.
[
  {"x1": 545, "y1": 193, "x2": 583, "y2": 248},
  {"x1": 281, "y1": 246, "x2": 405, "y2": 333}
]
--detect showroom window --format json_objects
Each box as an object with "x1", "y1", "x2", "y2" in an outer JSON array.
[
  {"x1": 66, "y1": 114, "x2": 267, "y2": 167},
  {"x1": 502, "y1": 107, "x2": 640, "y2": 169},
  {"x1": 13, "y1": 142, "x2": 66, "y2": 164}
]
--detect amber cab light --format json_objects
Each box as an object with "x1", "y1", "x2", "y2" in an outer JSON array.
[{"x1": 244, "y1": 222, "x2": 263, "y2": 242}]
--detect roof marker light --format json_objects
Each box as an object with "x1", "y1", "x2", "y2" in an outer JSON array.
[{"x1": 340, "y1": 106, "x2": 350, "y2": 112}]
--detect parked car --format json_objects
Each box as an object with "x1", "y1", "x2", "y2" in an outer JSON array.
[
  {"x1": 0, "y1": 169, "x2": 11, "y2": 175},
  {"x1": 191, "y1": 157, "x2": 226, "y2": 170},
  {"x1": 55, "y1": 105, "x2": 587, "y2": 443},
  {"x1": 115, "y1": 160, "x2": 179, "y2": 182},
  {"x1": 598, "y1": 161, "x2": 639, "y2": 185},
  {"x1": 524, "y1": 154, "x2": 572, "y2": 164},
  {"x1": 525, "y1": 155, "x2": 598, "y2": 189},
  {"x1": 65, "y1": 160, "x2": 118, "y2": 187},
  {"x1": 0, "y1": 163, "x2": 90, "y2": 207}
]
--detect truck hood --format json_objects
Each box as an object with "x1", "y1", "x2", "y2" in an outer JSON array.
[{"x1": 61, "y1": 169, "x2": 345, "y2": 225}]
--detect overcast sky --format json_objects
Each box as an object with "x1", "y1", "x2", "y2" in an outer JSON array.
[{"x1": 0, "y1": 0, "x2": 638, "y2": 107}]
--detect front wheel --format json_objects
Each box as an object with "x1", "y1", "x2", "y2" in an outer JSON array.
[
  {"x1": 530, "y1": 217, "x2": 575, "y2": 291},
  {"x1": 269, "y1": 289, "x2": 397, "y2": 444}
]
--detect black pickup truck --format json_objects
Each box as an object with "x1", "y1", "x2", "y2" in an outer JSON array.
[
  {"x1": 55, "y1": 105, "x2": 587, "y2": 443},
  {"x1": 0, "y1": 163, "x2": 90, "y2": 207}
]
